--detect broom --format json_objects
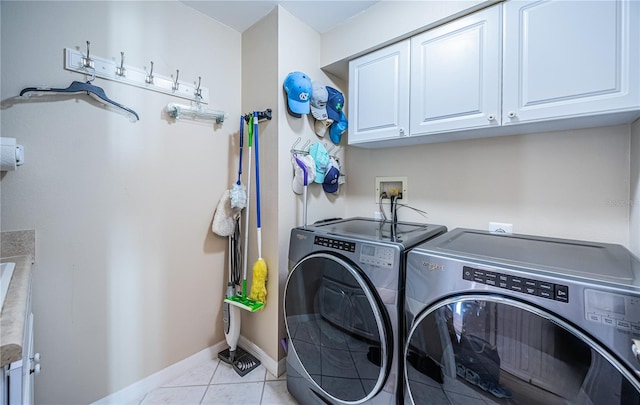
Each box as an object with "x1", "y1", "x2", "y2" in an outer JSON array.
[
  {"x1": 225, "y1": 114, "x2": 264, "y2": 313},
  {"x1": 249, "y1": 111, "x2": 267, "y2": 304}
]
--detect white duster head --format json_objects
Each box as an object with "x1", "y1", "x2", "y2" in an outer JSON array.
[{"x1": 212, "y1": 189, "x2": 237, "y2": 237}]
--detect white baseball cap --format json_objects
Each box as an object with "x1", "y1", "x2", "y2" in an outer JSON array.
[{"x1": 292, "y1": 154, "x2": 316, "y2": 195}]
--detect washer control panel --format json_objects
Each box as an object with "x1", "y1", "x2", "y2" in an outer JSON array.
[
  {"x1": 359, "y1": 244, "x2": 395, "y2": 268},
  {"x1": 585, "y1": 289, "x2": 640, "y2": 333},
  {"x1": 314, "y1": 236, "x2": 356, "y2": 253}
]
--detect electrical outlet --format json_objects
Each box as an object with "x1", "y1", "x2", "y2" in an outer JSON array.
[
  {"x1": 375, "y1": 176, "x2": 408, "y2": 204},
  {"x1": 489, "y1": 222, "x2": 513, "y2": 234}
]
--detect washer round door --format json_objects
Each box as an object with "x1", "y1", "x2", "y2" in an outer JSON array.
[
  {"x1": 284, "y1": 253, "x2": 392, "y2": 404},
  {"x1": 405, "y1": 295, "x2": 640, "y2": 404}
]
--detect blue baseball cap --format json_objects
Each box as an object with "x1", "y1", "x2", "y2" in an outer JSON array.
[
  {"x1": 326, "y1": 86, "x2": 344, "y2": 121},
  {"x1": 330, "y1": 110, "x2": 348, "y2": 144},
  {"x1": 322, "y1": 157, "x2": 340, "y2": 194},
  {"x1": 283, "y1": 72, "x2": 312, "y2": 116}
]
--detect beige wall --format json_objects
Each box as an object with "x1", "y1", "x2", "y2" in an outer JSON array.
[
  {"x1": 631, "y1": 119, "x2": 640, "y2": 256},
  {"x1": 276, "y1": 5, "x2": 348, "y2": 359},
  {"x1": 239, "y1": 9, "x2": 281, "y2": 368},
  {"x1": 345, "y1": 125, "x2": 632, "y2": 247},
  {"x1": 239, "y1": 6, "x2": 348, "y2": 371},
  {"x1": 0, "y1": 1, "x2": 240, "y2": 403}
]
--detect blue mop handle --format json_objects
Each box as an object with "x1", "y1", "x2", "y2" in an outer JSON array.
[
  {"x1": 253, "y1": 111, "x2": 261, "y2": 228},
  {"x1": 236, "y1": 116, "x2": 244, "y2": 185}
]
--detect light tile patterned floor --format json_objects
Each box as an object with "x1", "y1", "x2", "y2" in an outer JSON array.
[{"x1": 137, "y1": 357, "x2": 298, "y2": 405}]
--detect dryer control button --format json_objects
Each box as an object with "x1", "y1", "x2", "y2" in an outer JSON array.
[
  {"x1": 617, "y1": 320, "x2": 631, "y2": 331},
  {"x1": 555, "y1": 285, "x2": 569, "y2": 302},
  {"x1": 463, "y1": 267, "x2": 473, "y2": 280},
  {"x1": 587, "y1": 313, "x2": 602, "y2": 323}
]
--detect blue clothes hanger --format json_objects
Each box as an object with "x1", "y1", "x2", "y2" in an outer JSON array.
[{"x1": 19, "y1": 74, "x2": 139, "y2": 121}]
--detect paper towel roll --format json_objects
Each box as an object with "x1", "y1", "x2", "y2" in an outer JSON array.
[
  {"x1": 1, "y1": 137, "x2": 24, "y2": 171},
  {"x1": 1, "y1": 145, "x2": 18, "y2": 171}
]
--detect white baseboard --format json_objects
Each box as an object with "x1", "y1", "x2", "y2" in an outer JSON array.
[
  {"x1": 92, "y1": 341, "x2": 227, "y2": 405},
  {"x1": 92, "y1": 337, "x2": 284, "y2": 404}
]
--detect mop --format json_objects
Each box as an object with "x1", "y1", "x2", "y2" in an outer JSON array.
[
  {"x1": 225, "y1": 113, "x2": 264, "y2": 313},
  {"x1": 249, "y1": 111, "x2": 267, "y2": 304},
  {"x1": 219, "y1": 115, "x2": 261, "y2": 377},
  {"x1": 218, "y1": 217, "x2": 242, "y2": 364}
]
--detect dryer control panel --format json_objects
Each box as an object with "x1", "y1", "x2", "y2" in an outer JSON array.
[
  {"x1": 585, "y1": 289, "x2": 640, "y2": 333},
  {"x1": 462, "y1": 266, "x2": 569, "y2": 302}
]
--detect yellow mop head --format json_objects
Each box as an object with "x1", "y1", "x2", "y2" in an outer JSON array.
[{"x1": 248, "y1": 258, "x2": 267, "y2": 304}]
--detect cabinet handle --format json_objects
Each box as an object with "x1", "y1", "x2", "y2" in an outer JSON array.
[
  {"x1": 487, "y1": 114, "x2": 496, "y2": 121},
  {"x1": 399, "y1": 128, "x2": 405, "y2": 136},
  {"x1": 507, "y1": 111, "x2": 516, "y2": 118}
]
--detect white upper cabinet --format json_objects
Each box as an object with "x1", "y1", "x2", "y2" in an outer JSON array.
[
  {"x1": 503, "y1": 0, "x2": 640, "y2": 125},
  {"x1": 410, "y1": 5, "x2": 502, "y2": 136},
  {"x1": 348, "y1": 40, "x2": 410, "y2": 144},
  {"x1": 347, "y1": 0, "x2": 640, "y2": 147}
]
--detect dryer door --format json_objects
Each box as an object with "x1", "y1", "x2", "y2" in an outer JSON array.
[
  {"x1": 284, "y1": 253, "x2": 392, "y2": 404},
  {"x1": 405, "y1": 295, "x2": 640, "y2": 404}
]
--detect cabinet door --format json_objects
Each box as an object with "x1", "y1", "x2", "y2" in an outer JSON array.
[
  {"x1": 410, "y1": 5, "x2": 502, "y2": 137},
  {"x1": 503, "y1": 0, "x2": 640, "y2": 125},
  {"x1": 348, "y1": 40, "x2": 410, "y2": 144}
]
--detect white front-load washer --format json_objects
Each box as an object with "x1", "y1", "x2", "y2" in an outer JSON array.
[{"x1": 285, "y1": 217, "x2": 447, "y2": 404}]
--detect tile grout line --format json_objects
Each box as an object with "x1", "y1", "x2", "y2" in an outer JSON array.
[
  {"x1": 259, "y1": 373, "x2": 267, "y2": 405},
  {"x1": 198, "y1": 361, "x2": 218, "y2": 405}
]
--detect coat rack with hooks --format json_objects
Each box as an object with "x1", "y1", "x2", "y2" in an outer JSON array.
[{"x1": 64, "y1": 44, "x2": 209, "y2": 103}]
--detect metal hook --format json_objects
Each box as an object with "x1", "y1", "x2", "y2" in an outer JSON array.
[
  {"x1": 145, "y1": 61, "x2": 154, "y2": 84},
  {"x1": 86, "y1": 66, "x2": 96, "y2": 83},
  {"x1": 290, "y1": 137, "x2": 310, "y2": 155},
  {"x1": 116, "y1": 52, "x2": 126, "y2": 76},
  {"x1": 81, "y1": 40, "x2": 94, "y2": 68},
  {"x1": 194, "y1": 76, "x2": 202, "y2": 100},
  {"x1": 172, "y1": 69, "x2": 180, "y2": 91}
]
